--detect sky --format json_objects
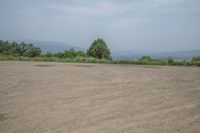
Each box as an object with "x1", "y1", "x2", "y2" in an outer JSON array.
[{"x1": 0, "y1": 0, "x2": 200, "y2": 52}]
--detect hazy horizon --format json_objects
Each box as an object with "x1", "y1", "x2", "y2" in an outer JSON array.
[{"x1": 0, "y1": 0, "x2": 200, "y2": 52}]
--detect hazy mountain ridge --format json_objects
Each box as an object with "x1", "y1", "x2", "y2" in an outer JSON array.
[
  {"x1": 11, "y1": 40, "x2": 85, "y2": 53},
  {"x1": 112, "y1": 50, "x2": 200, "y2": 60},
  {"x1": 152, "y1": 50, "x2": 200, "y2": 60},
  {"x1": 112, "y1": 50, "x2": 156, "y2": 60}
]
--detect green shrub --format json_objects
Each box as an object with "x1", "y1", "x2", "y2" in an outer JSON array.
[
  {"x1": 192, "y1": 61, "x2": 200, "y2": 66},
  {"x1": 168, "y1": 58, "x2": 175, "y2": 65}
]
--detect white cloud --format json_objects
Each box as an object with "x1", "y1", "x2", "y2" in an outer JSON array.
[
  {"x1": 48, "y1": 1, "x2": 125, "y2": 17},
  {"x1": 46, "y1": 0, "x2": 200, "y2": 21}
]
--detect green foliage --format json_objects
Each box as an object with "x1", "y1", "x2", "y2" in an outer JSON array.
[
  {"x1": 139, "y1": 56, "x2": 152, "y2": 62},
  {"x1": 87, "y1": 38, "x2": 111, "y2": 60},
  {"x1": 192, "y1": 61, "x2": 200, "y2": 66},
  {"x1": 43, "y1": 49, "x2": 87, "y2": 59},
  {"x1": 167, "y1": 58, "x2": 190, "y2": 66},
  {"x1": 139, "y1": 56, "x2": 152, "y2": 64},
  {"x1": 63, "y1": 49, "x2": 86, "y2": 58},
  {"x1": 168, "y1": 58, "x2": 175, "y2": 65},
  {"x1": 112, "y1": 60, "x2": 134, "y2": 64},
  {"x1": 0, "y1": 40, "x2": 41, "y2": 57},
  {"x1": 192, "y1": 56, "x2": 200, "y2": 66},
  {"x1": 0, "y1": 55, "x2": 19, "y2": 60},
  {"x1": 27, "y1": 46, "x2": 41, "y2": 57},
  {"x1": 192, "y1": 56, "x2": 200, "y2": 62},
  {"x1": 53, "y1": 52, "x2": 64, "y2": 58},
  {"x1": 45, "y1": 52, "x2": 53, "y2": 57}
]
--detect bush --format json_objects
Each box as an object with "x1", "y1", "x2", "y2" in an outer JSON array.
[
  {"x1": 192, "y1": 61, "x2": 200, "y2": 66},
  {"x1": 45, "y1": 52, "x2": 53, "y2": 57},
  {"x1": 168, "y1": 58, "x2": 175, "y2": 65},
  {"x1": 138, "y1": 56, "x2": 153, "y2": 65},
  {"x1": 192, "y1": 56, "x2": 200, "y2": 66}
]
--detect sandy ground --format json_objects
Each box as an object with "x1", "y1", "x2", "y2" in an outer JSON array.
[{"x1": 0, "y1": 61, "x2": 200, "y2": 133}]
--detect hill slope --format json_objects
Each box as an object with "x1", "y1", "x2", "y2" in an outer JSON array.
[{"x1": 12, "y1": 40, "x2": 85, "y2": 53}]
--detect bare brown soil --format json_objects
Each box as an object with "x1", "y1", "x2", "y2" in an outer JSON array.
[{"x1": 0, "y1": 61, "x2": 200, "y2": 133}]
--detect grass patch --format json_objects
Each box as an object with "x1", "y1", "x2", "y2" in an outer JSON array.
[{"x1": 0, "y1": 55, "x2": 199, "y2": 67}]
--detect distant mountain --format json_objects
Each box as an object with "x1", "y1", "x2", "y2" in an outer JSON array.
[
  {"x1": 112, "y1": 50, "x2": 156, "y2": 60},
  {"x1": 152, "y1": 50, "x2": 200, "y2": 60},
  {"x1": 112, "y1": 50, "x2": 200, "y2": 60},
  {"x1": 12, "y1": 40, "x2": 85, "y2": 53}
]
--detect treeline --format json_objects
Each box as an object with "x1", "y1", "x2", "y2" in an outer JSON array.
[
  {"x1": 0, "y1": 39, "x2": 111, "y2": 59},
  {"x1": 0, "y1": 40, "x2": 41, "y2": 57},
  {"x1": 44, "y1": 49, "x2": 86, "y2": 58},
  {"x1": 114, "y1": 56, "x2": 200, "y2": 66},
  {"x1": 0, "y1": 39, "x2": 200, "y2": 66}
]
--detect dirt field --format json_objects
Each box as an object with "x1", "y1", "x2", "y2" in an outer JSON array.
[{"x1": 0, "y1": 61, "x2": 200, "y2": 133}]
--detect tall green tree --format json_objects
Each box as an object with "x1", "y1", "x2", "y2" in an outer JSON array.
[{"x1": 87, "y1": 38, "x2": 111, "y2": 59}]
